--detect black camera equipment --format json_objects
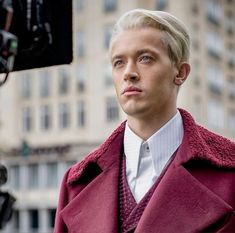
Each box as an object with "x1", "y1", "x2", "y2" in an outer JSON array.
[
  {"x1": 11, "y1": 0, "x2": 72, "y2": 71},
  {"x1": 0, "y1": 165, "x2": 16, "y2": 230},
  {"x1": 0, "y1": 0, "x2": 18, "y2": 86},
  {"x1": 15, "y1": 0, "x2": 52, "y2": 58},
  {"x1": 0, "y1": 0, "x2": 72, "y2": 78},
  {"x1": 0, "y1": 30, "x2": 18, "y2": 72}
]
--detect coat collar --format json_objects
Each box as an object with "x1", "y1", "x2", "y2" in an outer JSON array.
[{"x1": 67, "y1": 108, "x2": 235, "y2": 185}]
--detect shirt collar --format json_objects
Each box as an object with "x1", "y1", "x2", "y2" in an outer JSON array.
[
  {"x1": 124, "y1": 110, "x2": 184, "y2": 177},
  {"x1": 147, "y1": 110, "x2": 184, "y2": 175},
  {"x1": 124, "y1": 122, "x2": 143, "y2": 177}
]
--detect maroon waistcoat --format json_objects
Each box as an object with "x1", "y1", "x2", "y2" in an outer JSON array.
[{"x1": 119, "y1": 154, "x2": 159, "y2": 233}]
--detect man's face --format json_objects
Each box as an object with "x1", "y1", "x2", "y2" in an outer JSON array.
[{"x1": 111, "y1": 27, "x2": 179, "y2": 120}]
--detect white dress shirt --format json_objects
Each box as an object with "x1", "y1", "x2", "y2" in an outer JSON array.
[{"x1": 124, "y1": 111, "x2": 184, "y2": 203}]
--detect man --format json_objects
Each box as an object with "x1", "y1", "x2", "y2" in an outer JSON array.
[{"x1": 54, "y1": 9, "x2": 235, "y2": 233}]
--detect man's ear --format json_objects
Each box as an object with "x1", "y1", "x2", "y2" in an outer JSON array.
[{"x1": 174, "y1": 62, "x2": 191, "y2": 85}]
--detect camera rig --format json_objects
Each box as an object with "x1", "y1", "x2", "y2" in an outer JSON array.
[
  {"x1": 0, "y1": 0, "x2": 53, "y2": 87},
  {"x1": 0, "y1": 165, "x2": 16, "y2": 229},
  {"x1": 0, "y1": 0, "x2": 18, "y2": 86}
]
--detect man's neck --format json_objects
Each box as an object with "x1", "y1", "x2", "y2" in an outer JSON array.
[{"x1": 127, "y1": 109, "x2": 178, "y2": 141}]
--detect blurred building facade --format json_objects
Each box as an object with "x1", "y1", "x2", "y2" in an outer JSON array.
[{"x1": 0, "y1": 0, "x2": 234, "y2": 232}]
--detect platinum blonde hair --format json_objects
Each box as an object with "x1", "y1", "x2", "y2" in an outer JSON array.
[{"x1": 110, "y1": 9, "x2": 190, "y2": 65}]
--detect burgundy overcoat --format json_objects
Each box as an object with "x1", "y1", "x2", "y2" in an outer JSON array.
[{"x1": 54, "y1": 109, "x2": 235, "y2": 233}]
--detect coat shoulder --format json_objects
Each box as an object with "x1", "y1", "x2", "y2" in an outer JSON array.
[
  {"x1": 179, "y1": 108, "x2": 235, "y2": 168},
  {"x1": 198, "y1": 124, "x2": 235, "y2": 166}
]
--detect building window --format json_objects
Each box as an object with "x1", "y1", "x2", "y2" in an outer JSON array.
[
  {"x1": 104, "y1": 0, "x2": 117, "y2": 12},
  {"x1": 227, "y1": 77, "x2": 235, "y2": 100},
  {"x1": 225, "y1": 11, "x2": 235, "y2": 35},
  {"x1": 46, "y1": 163, "x2": 58, "y2": 188},
  {"x1": 22, "y1": 106, "x2": 32, "y2": 132},
  {"x1": 206, "y1": 31, "x2": 223, "y2": 59},
  {"x1": 104, "y1": 25, "x2": 113, "y2": 50},
  {"x1": 29, "y1": 209, "x2": 39, "y2": 230},
  {"x1": 76, "y1": 30, "x2": 85, "y2": 58},
  {"x1": 208, "y1": 100, "x2": 224, "y2": 130},
  {"x1": 10, "y1": 165, "x2": 20, "y2": 190},
  {"x1": 106, "y1": 97, "x2": 119, "y2": 122},
  {"x1": 76, "y1": 65, "x2": 86, "y2": 92},
  {"x1": 228, "y1": 109, "x2": 235, "y2": 133},
  {"x1": 20, "y1": 73, "x2": 32, "y2": 99},
  {"x1": 48, "y1": 209, "x2": 56, "y2": 229},
  {"x1": 192, "y1": 60, "x2": 200, "y2": 86},
  {"x1": 40, "y1": 105, "x2": 51, "y2": 131},
  {"x1": 58, "y1": 68, "x2": 69, "y2": 95},
  {"x1": 207, "y1": 65, "x2": 224, "y2": 94},
  {"x1": 75, "y1": 0, "x2": 85, "y2": 12},
  {"x1": 59, "y1": 103, "x2": 70, "y2": 129},
  {"x1": 12, "y1": 210, "x2": 20, "y2": 230},
  {"x1": 156, "y1": 0, "x2": 168, "y2": 10},
  {"x1": 191, "y1": 0, "x2": 199, "y2": 14},
  {"x1": 193, "y1": 96, "x2": 202, "y2": 122},
  {"x1": 77, "y1": 100, "x2": 86, "y2": 127},
  {"x1": 39, "y1": 70, "x2": 50, "y2": 97},
  {"x1": 28, "y1": 164, "x2": 39, "y2": 189},
  {"x1": 191, "y1": 23, "x2": 200, "y2": 51},
  {"x1": 206, "y1": 0, "x2": 222, "y2": 25},
  {"x1": 104, "y1": 63, "x2": 112, "y2": 86},
  {"x1": 226, "y1": 45, "x2": 235, "y2": 68}
]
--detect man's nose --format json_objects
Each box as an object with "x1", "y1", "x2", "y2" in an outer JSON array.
[{"x1": 123, "y1": 62, "x2": 140, "y2": 81}]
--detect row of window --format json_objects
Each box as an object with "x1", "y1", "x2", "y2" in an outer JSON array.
[
  {"x1": 9, "y1": 160, "x2": 75, "y2": 190},
  {"x1": 75, "y1": 0, "x2": 118, "y2": 13},
  {"x1": 75, "y1": 0, "x2": 235, "y2": 34},
  {"x1": 21, "y1": 97, "x2": 119, "y2": 132},
  {"x1": 191, "y1": 23, "x2": 235, "y2": 65},
  {"x1": 10, "y1": 208, "x2": 56, "y2": 232},
  {"x1": 193, "y1": 99, "x2": 235, "y2": 133},
  {"x1": 192, "y1": 62, "x2": 235, "y2": 99},
  {"x1": 20, "y1": 68, "x2": 86, "y2": 99},
  {"x1": 208, "y1": 102, "x2": 235, "y2": 132},
  {"x1": 20, "y1": 63, "x2": 113, "y2": 100},
  {"x1": 22, "y1": 102, "x2": 85, "y2": 132},
  {"x1": 207, "y1": 33, "x2": 235, "y2": 64},
  {"x1": 192, "y1": 0, "x2": 235, "y2": 33},
  {"x1": 192, "y1": 59, "x2": 235, "y2": 95},
  {"x1": 76, "y1": 24, "x2": 113, "y2": 59}
]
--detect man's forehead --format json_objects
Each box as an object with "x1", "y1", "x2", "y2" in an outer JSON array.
[{"x1": 110, "y1": 28, "x2": 167, "y2": 58}]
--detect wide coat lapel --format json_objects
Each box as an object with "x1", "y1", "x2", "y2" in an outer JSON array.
[
  {"x1": 60, "y1": 129, "x2": 124, "y2": 233},
  {"x1": 135, "y1": 164, "x2": 233, "y2": 233}
]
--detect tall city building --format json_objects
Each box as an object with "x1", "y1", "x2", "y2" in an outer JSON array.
[{"x1": 0, "y1": 0, "x2": 234, "y2": 232}]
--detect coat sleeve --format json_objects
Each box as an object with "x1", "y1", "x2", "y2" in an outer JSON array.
[{"x1": 53, "y1": 168, "x2": 71, "y2": 233}]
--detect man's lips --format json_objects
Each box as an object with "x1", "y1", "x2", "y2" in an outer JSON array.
[{"x1": 121, "y1": 86, "x2": 142, "y2": 95}]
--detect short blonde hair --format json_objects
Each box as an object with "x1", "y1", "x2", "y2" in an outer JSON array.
[{"x1": 110, "y1": 9, "x2": 190, "y2": 65}]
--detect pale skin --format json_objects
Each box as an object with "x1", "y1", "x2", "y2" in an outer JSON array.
[{"x1": 111, "y1": 28, "x2": 190, "y2": 140}]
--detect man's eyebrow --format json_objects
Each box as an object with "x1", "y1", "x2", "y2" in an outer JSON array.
[
  {"x1": 136, "y1": 48, "x2": 160, "y2": 56},
  {"x1": 111, "y1": 48, "x2": 160, "y2": 62},
  {"x1": 111, "y1": 54, "x2": 124, "y2": 63}
]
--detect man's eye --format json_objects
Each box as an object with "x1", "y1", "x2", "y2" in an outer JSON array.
[
  {"x1": 139, "y1": 55, "x2": 153, "y2": 63},
  {"x1": 113, "y1": 60, "x2": 123, "y2": 67}
]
